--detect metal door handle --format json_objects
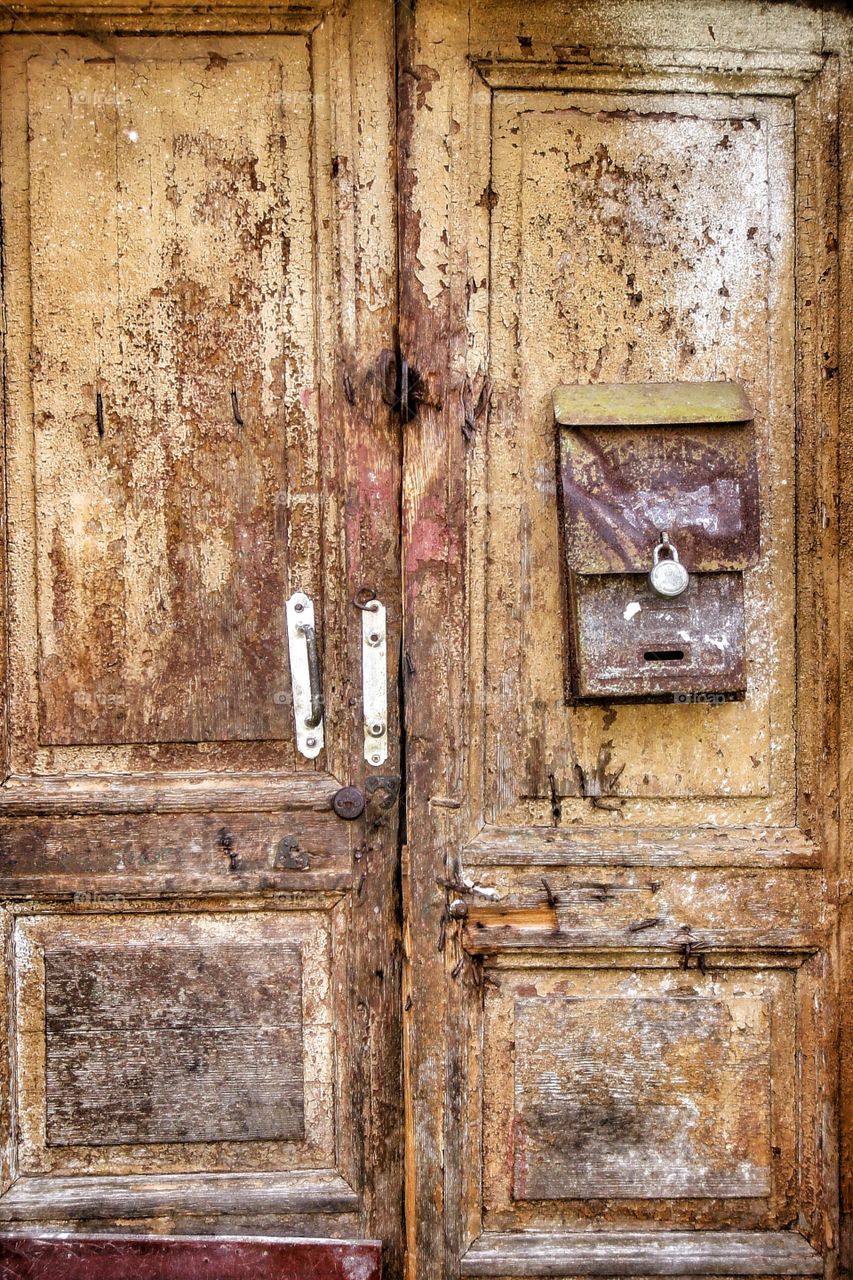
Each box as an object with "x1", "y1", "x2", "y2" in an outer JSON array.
[{"x1": 297, "y1": 621, "x2": 324, "y2": 728}]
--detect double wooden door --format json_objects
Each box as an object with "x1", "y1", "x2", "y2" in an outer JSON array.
[{"x1": 0, "y1": 2, "x2": 849, "y2": 1278}]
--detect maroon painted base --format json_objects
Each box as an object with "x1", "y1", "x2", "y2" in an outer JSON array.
[{"x1": 0, "y1": 1233, "x2": 381, "y2": 1279}]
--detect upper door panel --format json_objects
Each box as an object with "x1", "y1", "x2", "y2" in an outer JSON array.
[
  {"x1": 486, "y1": 85, "x2": 795, "y2": 818},
  {"x1": 1, "y1": 22, "x2": 399, "y2": 791},
  {"x1": 28, "y1": 44, "x2": 314, "y2": 748}
]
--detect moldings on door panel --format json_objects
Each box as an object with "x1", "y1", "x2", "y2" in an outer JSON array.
[
  {"x1": 460, "y1": 1229, "x2": 823, "y2": 1277},
  {"x1": 512, "y1": 995, "x2": 771, "y2": 1200},
  {"x1": 0, "y1": 1171, "x2": 359, "y2": 1223},
  {"x1": 0, "y1": 2, "x2": 336, "y2": 36},
  {"x1": 478, "y1": 964, "x2": 804, "y2": 1232},
  {"x1": 12, "y1": 909, "x2": 339, "y2": 1179},
  {"x1": 44, "y1": 944, "x2": 305, "y2": 1146}
]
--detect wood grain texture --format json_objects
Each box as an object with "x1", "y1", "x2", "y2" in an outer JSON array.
[
  {"x1": 462, "y1": 866, "x2": 826, "y2": 956},
  {"x1": 43, "y1": 943, "x2": 304, "y2": 1146},
  {"x1": 0, "y1": 809, "x2": 349, "y2": 898},
  {"x1": 465, "y1": 825, "x2": 820, "y2": 868},
  {"x1": 833, "y1": 6, "x2": 853, "y2": 1272},
  {"x1": 0, "y1": 1232, "x2": 380, "y2": 1279},
  {"x1": 0, "y1": 1172, "x2": 358, "y2": 1221},
  {"x1": 0, "y1": 774, "x2": 338, "y2": 815},
  {"x1": 460, "y1": 1230, "x2": 822, "y2": 1276},
  {"x1": 513, "y1": 994, "x2": 771, "y2": 1200}
]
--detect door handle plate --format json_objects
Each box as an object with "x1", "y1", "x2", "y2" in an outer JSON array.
[{"x1": 286, "y1": 591, "x2": 325, "y2": 759}]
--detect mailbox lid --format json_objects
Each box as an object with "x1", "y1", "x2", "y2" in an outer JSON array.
[
  {"x1": 556, "y1": 381, "x2": 760, "y2": 574},
  {"x1": 553, "y1": 379, "x2": 754, "y2": 427}
]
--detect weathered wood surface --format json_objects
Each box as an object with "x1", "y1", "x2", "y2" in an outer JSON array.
[
  {"x1": 460, "y1": 1230, "x2": 823, "y2": 1276},
  {"x1": 0, "y1": 1232, "x2": 380, "y2": 1279},
  {"x1": 0, "y1": 1172, "x2": 359, "y2": 1222},
  {"x1": 513, "y1": 994, "x2": 770, "y2": 1201},
  {"x1": 44, "y1": 944, "x2": 304, "y2": 1146},
  {"x1": 0, "y1": 3, "x2": 402, "y2": 1267},
  {"x1": 462, "y1": 866, "x2": 826, "y2": 954},
  {"x1": 466, "y1": 826, "x2": 819, "y2": 868},
  {"x1": 15, "y1": 908, "x2": 336, "y2": 1175},
  {"x1": 399, "y1": 4, "x2": 843, "y2": 1278},
  {"x1": 28, "y1": 45, "x2": 317, "y2": 749},
  {"x1": 0, "y1": 809, "x2": 350, "y2": 897},
  {"x1": 480, "y1": 963, "x2": 800, "y2": 1234},
  {"x1": 0, "y1": 775, "x2": 338, "y2": 815}
]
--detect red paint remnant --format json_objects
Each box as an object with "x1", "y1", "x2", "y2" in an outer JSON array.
[
  {"x1": 405, "y1": 515, "x2": 459, "y2": 574},
  {"x1": 0, "y1": 1235, "x2": 382, "y2": 1280}
]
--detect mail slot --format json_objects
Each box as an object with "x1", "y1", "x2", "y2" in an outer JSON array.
[{"x1": 555, "y1": 380, "x2": 759, "y2": 701}]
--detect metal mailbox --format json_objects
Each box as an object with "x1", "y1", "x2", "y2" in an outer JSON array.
[{"x1": 555, "y1": 380, "x2": 759, "y2": 701}]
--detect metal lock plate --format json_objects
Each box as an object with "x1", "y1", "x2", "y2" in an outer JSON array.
[
  {"x1": 285, "y1": 592, "x2": 324, "y2": 759},
  {"x1": 361, "y1": 598, "x2": 388, "y2": 766}
]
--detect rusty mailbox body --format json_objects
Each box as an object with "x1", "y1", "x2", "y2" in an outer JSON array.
[{"x1": 555, "y1": 380, "x2": 760, "y2": 701}]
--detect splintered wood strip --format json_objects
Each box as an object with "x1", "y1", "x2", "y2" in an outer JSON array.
[
  {"x1": 460, "y1": 866, "x2": 826, "y2": 953},
  {"x1": 0, "y1": 809, "x2": 349, "y2": 895},
  {"x1": 0, "y1": 1232, "x2": 379, "y2": 1279},
  {"x1": 460, "y1": 1230, "x2": 823, "y2": 1276},
  {"x1": 0, "y1": 774, "x2": 338, "y2": 815},
  {"x1": 465, "y1": 825, "x2": 820, "y2": 867}
]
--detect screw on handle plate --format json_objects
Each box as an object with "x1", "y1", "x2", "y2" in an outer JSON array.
[{"x1": 648, "y1": 532, "x2": 690, "y2": 599}]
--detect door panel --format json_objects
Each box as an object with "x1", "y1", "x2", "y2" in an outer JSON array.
[
  {"x1": 400, "y1": 3, "x2": 843, "y2": 1277},
  {"x1": 486, "y1": 88, "x2": 794, "y2": 814},
  {"x1": 0, "y1": 1, "x2": 402, "y2": 1268},
  {"x1": 28, "y1": 44, "x2": 313, "y2": 747}
]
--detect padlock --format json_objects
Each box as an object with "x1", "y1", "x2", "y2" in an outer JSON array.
[{"x1": 649, "y1": 533, "x2": 690, "y2": 598}]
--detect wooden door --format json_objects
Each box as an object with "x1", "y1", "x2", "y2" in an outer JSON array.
[
  {"x1": 0, "y1": 1, "x2": 402, "y2": 1272},
  {"x1": 400, "y1": 3, "x2": 849, "y2": 1277}
]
